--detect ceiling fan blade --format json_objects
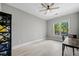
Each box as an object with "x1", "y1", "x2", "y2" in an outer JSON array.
[
  {"x1": 39, "y1": 9, "x2": 47, "y2": 12},
  {"x1": 49, "y1": 7, "x2": 59, "y2": 10},
  {"x1": 44, "y1": 3, "x2": 49, "y2": 6},
  {"x1": 41, "y1": 3, "x2": 47, "y2": 8},
  {"x1": 50, "y1": 3, "x2": 54, "y2": 6}
]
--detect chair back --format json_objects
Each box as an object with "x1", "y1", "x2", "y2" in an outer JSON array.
[{"x1": 68, "y1": 34, "x2": 77, "y2": 38}]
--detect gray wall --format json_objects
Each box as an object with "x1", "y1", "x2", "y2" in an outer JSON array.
[
  {"x1": 1, "y1": 3, "x2": 79, "y2": 46},
  {"x1": 0, "y1": 3, "x2": 1, "y2": 11},
  {"x1": 47, "y1": 13, "x2": 79, "y2": 41},
  {"x1": 77, "y1": 13, "x2": 79, "y2": 38},
  {"x1": 1, "y1": 4, "x2": 47, "y2": 47}
]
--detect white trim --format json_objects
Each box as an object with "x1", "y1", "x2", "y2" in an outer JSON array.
[{"x1": 12, "y1": 39, "x2": 44, "y2": 50}]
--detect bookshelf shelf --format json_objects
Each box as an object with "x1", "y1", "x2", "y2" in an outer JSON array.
[{"x1": 0, "y1": 12, "x2": 11, "y2": 56}]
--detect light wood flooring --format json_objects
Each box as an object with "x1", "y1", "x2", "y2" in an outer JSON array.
[{"x1": 12, "y1": 40, "x2": 79, "y2": 56}]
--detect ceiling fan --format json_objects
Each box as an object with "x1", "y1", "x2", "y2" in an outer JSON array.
[{"x1": 40, "y1": 3, "x2": 59, "y2": 14}]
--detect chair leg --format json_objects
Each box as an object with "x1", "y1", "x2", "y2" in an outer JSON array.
[{"x1": 73, "y1": 48, "x2": 75, "y2": 56}]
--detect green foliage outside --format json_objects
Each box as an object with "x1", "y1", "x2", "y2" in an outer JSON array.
[{"x1": 54, "y1": 22, "x2": 68, "y2": 35}]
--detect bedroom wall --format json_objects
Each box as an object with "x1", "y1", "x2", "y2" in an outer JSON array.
[
  {"x1": 1, "y1": 3, "x2": 47, "y2": 47},
  {"x1": 77, "y1": 13, "x2": 79, "y2": 38},
  {"x1": 0, "y1": 3, "x2": 1, "y2": 11},
  {"x1": 47, "y1": 12, "x2": 79, "y2": 41}
]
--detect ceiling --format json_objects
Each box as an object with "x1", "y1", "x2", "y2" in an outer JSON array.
[{"x1": 6, "y1": 3, "x2": 79, "y2": 20}]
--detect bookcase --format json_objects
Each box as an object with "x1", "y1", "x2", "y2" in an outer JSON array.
[{"x1": 0, "y1": 12, "x2": 11, "y2": 56}]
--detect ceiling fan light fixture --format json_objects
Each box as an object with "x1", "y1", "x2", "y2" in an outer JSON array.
[{"x1": 40, "y1": 3, "x2": 59, "y2": 15}]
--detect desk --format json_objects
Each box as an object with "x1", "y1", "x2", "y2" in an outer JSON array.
[{"x1": 62, "y1": 37, "x2": 79, "y2": 56}]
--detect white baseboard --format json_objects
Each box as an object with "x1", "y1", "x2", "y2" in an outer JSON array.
[
  {"x1": 12, "y1": 39, "x2": 44, "y2": 50},
  {"x1": 47, "y1": 37, "x2": 62, "y2": 42}
]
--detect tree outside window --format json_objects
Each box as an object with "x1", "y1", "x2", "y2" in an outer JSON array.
[{"x1": 54, "y1": 22, "x2": 68, "y2": 36}]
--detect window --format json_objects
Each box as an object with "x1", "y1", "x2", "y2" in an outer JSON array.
[{"x1": 54, "y1": 22, "x2": 68, "y2": 36}]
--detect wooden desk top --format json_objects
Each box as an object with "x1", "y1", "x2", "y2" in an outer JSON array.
[{"x1": 63, "y1": 37, "x2": 79, "y2": 48}]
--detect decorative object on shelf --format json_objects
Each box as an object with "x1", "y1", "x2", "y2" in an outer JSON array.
[
  {"x1": 40, "y1": 3, "x2": 59, "y2": 14},
  {"x1": 0, "y1": 12, "x2": 11, "y2": 56}
]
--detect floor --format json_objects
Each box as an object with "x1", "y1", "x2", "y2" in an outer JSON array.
[{"x1": 12, "y1": 40, "x2": 79, "y2": 56}]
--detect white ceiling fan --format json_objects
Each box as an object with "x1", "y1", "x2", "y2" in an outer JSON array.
[{"x1": 40, "y1": 3, "x2": 59, "y2": 14}]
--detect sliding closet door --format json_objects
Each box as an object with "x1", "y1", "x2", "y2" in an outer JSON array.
[{"x1": 0, "y1": 12, "x2": 11, "y2": 56}]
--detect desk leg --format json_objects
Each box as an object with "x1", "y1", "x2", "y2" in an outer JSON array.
[
  {"x1": 62, "y1": 44, "x2": 65, "y2": 56},
  {"x1": 73, "y1": 48, "x2": 75, "y2": 56}
]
